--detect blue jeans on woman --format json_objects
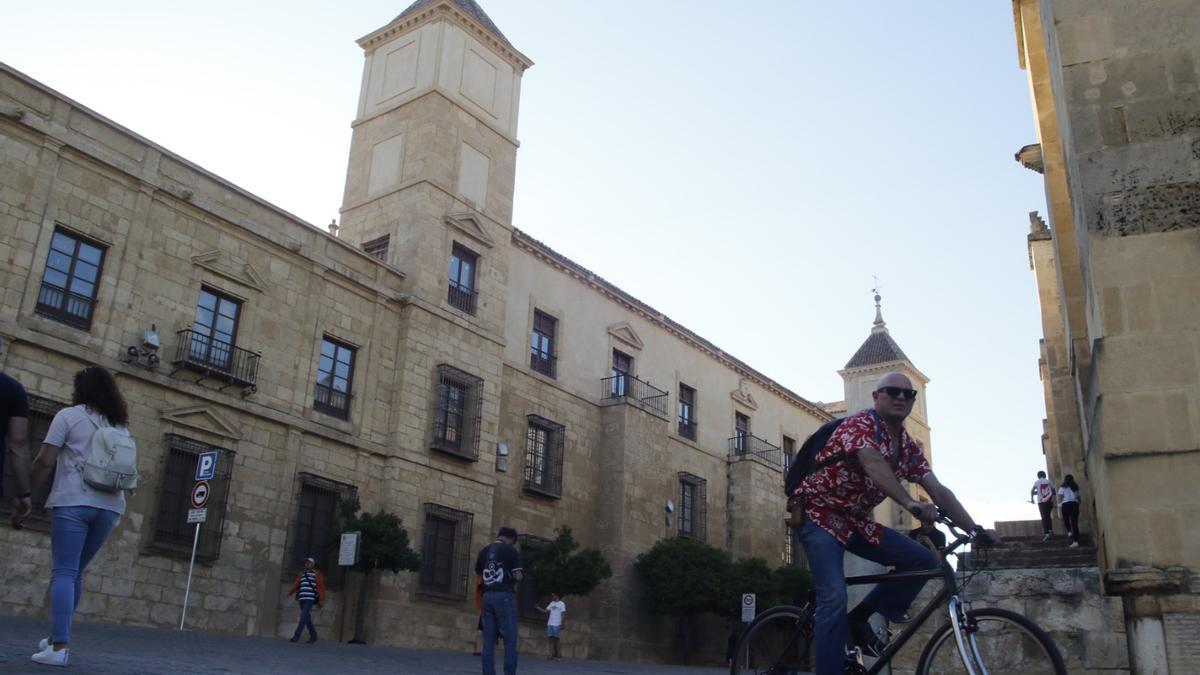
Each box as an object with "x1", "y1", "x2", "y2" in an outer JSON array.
[
  {"x1": 799, "y1": 519, "x2": 936, "y2": 675},
  {"x1": 481, "y1": 590, "x2": 519, "y2": 675},
  {"x1": 50, "y1": 506, "x2": 120, "y2": 643}
]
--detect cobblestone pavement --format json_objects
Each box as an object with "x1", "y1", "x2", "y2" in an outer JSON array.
[{"x1": 0, "y1": 614, "x2": 727, "y2": 674}]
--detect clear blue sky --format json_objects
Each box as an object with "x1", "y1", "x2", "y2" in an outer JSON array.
[{"x1": 2, "y1": 1, "x2": 1051, "y2": 528}]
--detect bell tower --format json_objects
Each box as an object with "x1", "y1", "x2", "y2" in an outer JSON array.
[{"x1": 337, "y1": 0, "x2": 532, "y2": 304}]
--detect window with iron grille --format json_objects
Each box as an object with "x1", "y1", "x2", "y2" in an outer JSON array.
[
  {"x1": 517, "y1": 534, "x2": 551, "y2": 620},
  {"x1": 314, "y1": 337, "x2": 355, "y2": 420},
  {"x1": 678, "y1": 384, "x2": 697, "y2": 440},
  {"x1": 289, "y1": 473, "x2": 355, "y2": 573},
  {"x1": 362, "y1": 235, "x2": 389, "y2": 262},
  {"x1": 0, "y1": 396, "x2": 67, "y2": 530},
  {"x1": 447, "y1": 243, "x2": 478, "y2": 315},
  {"x1": 419, "y1": 503, "x2": 473, "y2": 600},
  {"x1": 529, "y1": 310, "x2": 557, "y2": 377},
  {"x1": 150, "y1": 435, "x2": 235, "y2": 562},
  {"x1": 678, "y1": 472, "x2": 707, "y2": 541},
  {"x1": 782, "y1": 435, "x2": 796, "y2": 473},
  {"x1": 523, "y1": 415, "x2": 565, "y2": 499},
  {"x1": 35, "y1": 228, "x2": 106, "y2": 330},
  {"x1": 431, "y1": 364, "x2": 484, "y2": 460},
  {"x1": 734, "y1": 412, "x2": 751, "y2": 453}
]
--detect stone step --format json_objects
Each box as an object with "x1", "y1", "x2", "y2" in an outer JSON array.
[{"x1": 974, "y1": 544, "x2": 1098, "y2": 569}]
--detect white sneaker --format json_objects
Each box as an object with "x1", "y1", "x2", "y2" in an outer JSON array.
[
  {"x1": 38, "y1": 638, "x2": 49, "y2": 651},
  {"x1": 31, "y1": 646, "x2": 69, "y2": 667},
  {"x1": 1042, "y1": 533, "x2": 1051, "y2": 542},
  {"x1": 1069, "y1": 541, "x2": 1080, "y2": 548}
]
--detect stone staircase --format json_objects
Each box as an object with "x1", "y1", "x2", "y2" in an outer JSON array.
[{"x1": 972, "y1": 519, "x2": 1098, "y2": 569}]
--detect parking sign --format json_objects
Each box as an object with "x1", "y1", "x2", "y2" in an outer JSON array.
[{"x1": 195, "y1": 451, "x2": 218, "y2": 481}]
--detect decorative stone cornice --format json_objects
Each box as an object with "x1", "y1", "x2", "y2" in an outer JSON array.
[
  {"x1": 445, "y1": 212, "x2": 495, "y2": 248},
  {"x1": 191, "y1": 250, "x2": 268, "y2": 293},
  {"x1": 357, "y1": 1, "x2": 533, "y2": 72},
  {"x1": 511, "y1": 229, "x2": 832, "y2": 422},
  {"x1": 730, "y1": 379, "x2": 758, "y2": 411},
  {"x1": 160, "y1": 405, "x2": 242, "y2": 441},
  {"x1": 1015, "y1": 143, "x2": 1044, "y2": 174}
]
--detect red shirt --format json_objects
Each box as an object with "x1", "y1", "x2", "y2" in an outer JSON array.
[{"x1": 795, "y1": 409, "x2": 931, "y2": 546}]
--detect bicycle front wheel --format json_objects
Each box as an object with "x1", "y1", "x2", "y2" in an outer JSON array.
[
  {"x1": 730, "y1": 604, "x2": 812, "y2": 675},
  {"x1": 915, "y1": 607, "x2": 1066, "y2": 675}
]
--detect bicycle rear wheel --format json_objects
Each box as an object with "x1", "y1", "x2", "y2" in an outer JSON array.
[
  {"x1": 915, "y1": 607, "x2": 1066, "y2": 675},
  {"x1": 730, "y1": 605, "x2": 812, "y2": 675}
]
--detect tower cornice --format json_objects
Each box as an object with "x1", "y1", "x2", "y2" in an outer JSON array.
[{"x1": 357, "y1": 2, "x2": 533, "y2": 72}]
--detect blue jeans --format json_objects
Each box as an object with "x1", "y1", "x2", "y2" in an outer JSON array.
[
  {"x1": 481, "y1": 591, "x2": 518, "y2": 675},
  {"x1": 50, "y1": 506, "x2": 120, "y2": 643},
  {"x1": 799, "y1": 519, "x2": 936, "y2": 675},
  {"x1": 293, "y1": 600, "x2": 316, "y2": 640}
]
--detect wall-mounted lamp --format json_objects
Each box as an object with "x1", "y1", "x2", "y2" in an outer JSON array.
[{"x1": 122, "y1": 324, "x2": 161, "y2": 368}]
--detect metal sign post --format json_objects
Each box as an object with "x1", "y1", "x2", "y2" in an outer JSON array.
[
  {"x1": 179, "y1": 455, "x2": 217, "y2": 630},
  {"x1": 336, "y1": 531, "x2": 361, "y2": 643}
]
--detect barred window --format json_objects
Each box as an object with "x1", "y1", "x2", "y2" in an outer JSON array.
[
  {"x1": 289, "y1": 473, "x2": 355, "y2": 573},
  {"x1": 150, "y1": 435, "x2": 235, "y2": 562},
  {"x1": 678, "y1": 472, "x2": 707, "y2": 541},
  {"x1": 419, "y1": 503, "x2": 474, "y2": 600},
  {"x1": 431, "y1": 364, "x2": 484, "y2": 460},
  {"x1": 678, "y1": 384, "x2": 697, "y2": 440},
  {"x1": 362, "y1": 235, "x2": 389, "y2": 262},
  {"x1": 523, "y1": 415, "x2": 565, "y2": 499},
  {"x1": 529, "y1": 310, "x2": 557, "y2": 377},
  {"x1": 314, "y1": 337, "x2": 355, "y2": 420},
  {"x1": 35, "y1": 228, "x2": 106, "y2": 330},
  {"x1": 0, "y1": 396, "x2": 67, "y2": 530},
  {"x1": 517, "y1": 534, "x2": 551, "y2": 620}
]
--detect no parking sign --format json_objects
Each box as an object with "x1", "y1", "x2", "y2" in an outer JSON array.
[{"x1": 741, "y1": 593, "x2": 756, "y2": 622}]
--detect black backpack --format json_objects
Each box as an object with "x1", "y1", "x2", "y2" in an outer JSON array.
[{"x1": 783, "y1": 411, "x2": 884, "y2": 496}]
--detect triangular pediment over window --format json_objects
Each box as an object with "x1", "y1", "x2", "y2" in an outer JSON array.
[
  {"x1": 445, "y1": 212, "x2": 495, "y2": 248},
  {"x1": 191, "y1": 250, "x2": 268, "y2": 293},
  {"x1": 160, "y1": 405, "x2": 241, "y2": 441},
  {"x1": 730, "y1": 379, "x2": 758, "y2": 410},
  {"x1": 607, "y1": 321, "x2": 644, "y2": 351}
]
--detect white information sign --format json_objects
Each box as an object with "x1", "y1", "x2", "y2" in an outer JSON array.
[
  {"x1": 741, "y1": 592, "x2": 756, "y2": 623},
  {"x1": 339, "y1": 531, "x2": 360, "y2": 566},
  {"x1": 187, "y1": 508, "x2": 208, "y2": 524}
]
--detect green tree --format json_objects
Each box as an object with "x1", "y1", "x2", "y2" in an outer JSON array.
[
  {"x1": 716, "y1": 556, "x2": 781, "y2": 619},
  {"x1": 634, "y1": 537, "x2": 732, "y2": 662},
  {"x1": 339, "y1": 497, "x2": 421, "y2": 643},
  {"x1": 523, "y1": 526, "x2": 612, "y2": 598},
  {"x1": 773, "y1": 565, "x2": 813, "y2": 607}
]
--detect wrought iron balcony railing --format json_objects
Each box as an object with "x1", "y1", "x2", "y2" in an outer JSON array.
[
  {"x1": 172, "y1": 328, "x2": 260, "y2": 389},
  {"x1": 447, "y1": 280, "x2": 477, "y2": 315},
  {"x1": 529, "y1": 349, "x2": 557, "y2": 378},
  {"x1": 601, "y1": 374, "x2": 668, "y2": 416},
  {"x1": 313, "y1": 382, "x2": 352, "y2": 420},
  {"x1": 678, "y1": 418, "x2": 698, "y2": 440},
  {"x1": 35, "y1": 283, "x2": 95, "y2": 330},
  {"x1": 728, "y1": 433, "x2": 783, "y2": 467}
]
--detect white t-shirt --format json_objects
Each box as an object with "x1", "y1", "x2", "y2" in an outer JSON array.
[
  {"x1": 1032, "y1": 478, "x2": 1054, "y2": 504},
  {"x1": 546, "y1": 600, "x2": 566, "y2": 627},
  {"x1": 42, "y1": 404, "x2": 126, "y2": 515},
  {"x1": 1058, "y1": 486, "x2": 1079, "y2": 504}
]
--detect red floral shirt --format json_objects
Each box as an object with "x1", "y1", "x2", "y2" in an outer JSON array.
[{"x1": 795, "y1": 409, "x2": 931, "y2": 546}]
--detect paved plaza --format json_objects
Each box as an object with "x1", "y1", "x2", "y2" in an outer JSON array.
[{"x1": 0, "y1": 614, "x2": 728, "y2": 674}]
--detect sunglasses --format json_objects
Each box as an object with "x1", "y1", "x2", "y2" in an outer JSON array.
[{"x1": 877, "y1": 386, "x2": 918, "y2": 400}]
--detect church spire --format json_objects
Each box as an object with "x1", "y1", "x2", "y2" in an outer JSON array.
[{"x1": 872, "y1": 289, "x2": 887, "y2": 334}]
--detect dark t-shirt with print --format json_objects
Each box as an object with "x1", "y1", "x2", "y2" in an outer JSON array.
[
  {"x1": 474, "y1": 541, "x2": 522, "y2": 593},
  {"x1": 0, "y1": 372, "x2": 30, "y2": 499}
]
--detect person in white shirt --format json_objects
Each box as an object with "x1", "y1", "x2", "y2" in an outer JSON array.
[
  {"x1": 1030, "y1": 471, "x2": 1055, "y2": 541},
  {"x1": 538, "y1": 593, "x2": 566, "y2": 660},
  {"x1": 1058, "y1": 474, "x2": 1082, "y2": 548}
]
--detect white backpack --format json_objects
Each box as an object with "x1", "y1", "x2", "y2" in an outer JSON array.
[{"x1": 80, "y1": 414, "x2": 139, "y2": 493}]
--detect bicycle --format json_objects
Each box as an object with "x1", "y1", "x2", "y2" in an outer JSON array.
[{"x1": 730, "y1": 516, "x2": 1066, "y2": 674}]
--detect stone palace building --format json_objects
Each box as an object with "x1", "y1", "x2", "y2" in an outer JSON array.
[{"x1": 0, "y1": 0, "x2": 934, "y2": 663}]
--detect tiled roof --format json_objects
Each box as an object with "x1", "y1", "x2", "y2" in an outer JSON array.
[
  {"x1": 845, "y1": 331, "x2": 909, "y2": 369},
  {"x1": 396, "y1": 0, "x2": 511, "y2": 46}
]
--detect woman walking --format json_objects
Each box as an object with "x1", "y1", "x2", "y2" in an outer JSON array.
[
  {"x1": 1058, "y1": 474, "x2": 1081, "y2": 548},
  {"x1": 30, "y1": 366, "x2": 130, "y2": 666}
]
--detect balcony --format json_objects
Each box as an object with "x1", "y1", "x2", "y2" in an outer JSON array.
[
  {"x1": 728, "y1": 433, "x2": 782, "y2": 468},
  {"x1": 678, "y1": 418, "x2": 697, "y2": 440},
  {"x1": 447, "y1": 280, "x2": 477, "y2": 315},
  {"x1": 35, "y1": 283, "x2": 95, "y2": 330},
  {"x1": 313, "y1": 382, "x2": 352, "y2": 420},
  {"x1": 172, "y1": 328, "x2": 260, "y2": 392},
  {"x1": 529, "y1": 349, "x2": 556, "y2": 378},
  {"x1": 601, "y1": 374, "x2": 668, "y2": 416}
]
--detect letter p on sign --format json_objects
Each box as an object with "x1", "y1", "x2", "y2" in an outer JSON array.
[{"x1": 195, "y1": 451, "x2": 218, "y2": 481}]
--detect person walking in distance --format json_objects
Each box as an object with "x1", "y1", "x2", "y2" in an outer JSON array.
[
  {"x1": 475, "y1": 526, "x2": 523, "y2": 675},
  {"x1": 1058, "y1": 474, "x2": 1082, "y2": 548},
  {"x1": 29, "y1": 366, "x2": 131, "y2": 667},
  {"x1": 0, "y1": 337, "x2": 33, "y2": 529},
  {"x1": 1031, "y1": 470, "x2": 1055, "y2": 541},
  {"x1": 791, "y1": 372, "x2": 998, "y2": 675},
  {"x1": 537, "y1": 593, "x2": 566, "y2": 660},
  {"x1": 287, "y1": 557, "x2": 326, "y2": 643}
]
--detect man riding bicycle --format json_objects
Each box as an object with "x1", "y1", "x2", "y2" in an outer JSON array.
[{"x1": 789, "y1": 372, "x2": 999, "y2": 675}]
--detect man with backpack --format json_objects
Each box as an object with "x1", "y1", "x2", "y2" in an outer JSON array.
[{"x1": 787, "y1": 372, "x2": 998, "y2": 675}]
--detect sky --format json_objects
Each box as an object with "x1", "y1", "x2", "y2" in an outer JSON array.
[{"x1": 2, "y1": 1, "x2": 1052, "y2": 531}]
